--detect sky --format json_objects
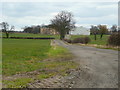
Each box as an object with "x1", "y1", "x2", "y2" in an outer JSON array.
[{"x1": 0, "y1": 0, "x2": 119, "y2": 31}]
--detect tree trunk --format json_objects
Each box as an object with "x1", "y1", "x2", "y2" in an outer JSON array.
[
  {"x1": 94, "y1": 34, "x2": 97, "y2": 40},
  {"x1": 6, "y1": 32, "x2": 9, "y2": 38},
  {"x1": 60, "y1": 30, "x2": 65, "y2": 40},
  {"x1": 60, "y1": 34, "x2": 65, "y2": 40},
  {"x1": 100, "y1": 34, "x2": 103, "y2": 39},
  {"x1": 67, "y1": 30, "x2": 69, "y2": 34}
]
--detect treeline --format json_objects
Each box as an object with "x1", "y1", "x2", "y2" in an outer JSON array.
[
  {"x1": 90, "y1": 25, "x2": 118, "y2": 35},
  {"x1": 23, "y1": 25, "x2": 41, "y2": 34},
  {"x1": 90, "y1": 24, "x2": 119, "y2": 40}
]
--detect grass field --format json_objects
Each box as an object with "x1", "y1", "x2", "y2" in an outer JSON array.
[
  {"x1": 1, "y1": 33, "x2": 116, "y2": 88},
  {"x1": 71, "y1": 35, "x2": 110, "y2": 45},
  {"x1": 2, "y1": 38, "x2": 78, "y2": 88},
  {"x1": 2, "y1": 33, "x2": 60, "y2": 39},
  {"x1": 2, "y1": 39, "x2": 51, "y2": 76},
  {"x1": 2, "y1": 33, "x2": 109, "y2": 45}
]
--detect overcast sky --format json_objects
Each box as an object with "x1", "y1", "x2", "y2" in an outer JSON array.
[{"x1": 1, "y1": 0, "x2": 118, "y2": 31}]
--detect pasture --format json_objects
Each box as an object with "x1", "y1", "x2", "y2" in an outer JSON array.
[
  {"x1": 2, "y1": 33, "x2": 110, "y2": 45},
  {"x1": 2, "y1": 33, "x2": 113, "y2": 88},
  {"x1": 2, "y1": 38, "x2": 78, "y2": 88},
  {"x1": 2, "y1": 39, "x2": 51, "y2": 76},
  {"x1": 2, "y1": 33, "x2": 60, "y2": 39}
]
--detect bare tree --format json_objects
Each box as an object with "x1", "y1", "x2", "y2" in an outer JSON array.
[
  {"x1": 1, "y1": 22, "x2": 15, "y2": 38},
  {"x1": 111, "y1": 25, "x2": 117, "y2": 33},
  {"x1": 98, "y1": 25, "x2": 108, "y2": 39},
  {"x1": 50, "y1": 11, "x2": 75, "y2": 40},
  {"x1": 90, "y1": 25, "x2": 99, "y2": 40}
]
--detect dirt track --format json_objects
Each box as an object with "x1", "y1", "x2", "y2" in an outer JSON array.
[{"x1": 54, "y1": 40, "x2": 118, "y2": 88}]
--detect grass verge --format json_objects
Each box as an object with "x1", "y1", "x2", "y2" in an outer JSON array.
[
  {"x1": 70, "y1": 35, "x2": 119, "y2": 50},
  {"x1": 3, "y1": 78, "x2": 33, "y2": 88}
]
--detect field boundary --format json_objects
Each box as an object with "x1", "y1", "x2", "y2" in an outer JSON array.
[{"x1": 2, "y1": 37, "x2": 55, "y2": 39}]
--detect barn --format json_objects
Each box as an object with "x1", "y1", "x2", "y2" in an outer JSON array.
[{"x1": 70, "y1": 26, "x2": 90, "y2": 35}]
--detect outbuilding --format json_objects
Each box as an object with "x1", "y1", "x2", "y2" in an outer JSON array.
[{"x1": 70, "y1": 26, "x2": 90, "y2": 35}]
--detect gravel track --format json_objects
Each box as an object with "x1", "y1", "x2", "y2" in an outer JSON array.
[{"x1": 54, "y1": 40, "x2": 118, "y2": 88}]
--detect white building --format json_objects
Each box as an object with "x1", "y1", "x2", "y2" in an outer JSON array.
[{"x1": 70, "y1": 26, "x2": 90, "y2": 35}]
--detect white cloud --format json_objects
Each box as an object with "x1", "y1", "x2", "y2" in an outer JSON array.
[
  {"x1": 1, "y1": 0, "x2": 119, "y2": 2},
  {"x1": 50, "y1": 12, "x2": 58, "y2": 17},
  {"x1": 75, "y1": 14, "x2": 117, "y2": 24},
  {"x1": 75, "y1": 24, "x2": 92, "y2": 28},
  {"x1": 1, "y1": 2, "x2": 118, "y2": 31},
  {"x1": 3, "y1": 15, "x2": 52, "y2": 26},
  {"x1": 96, "y1": 4, "x2": 117, "y2": 9}
]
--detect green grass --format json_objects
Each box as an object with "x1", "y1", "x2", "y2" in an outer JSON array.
[
  {"x1": 2, "y1": 38, "x2": 78, "y2": 88},
  {"x1": 37, "y1": 73, "x2": 51, "y2": 80},
  {"x1": 47, "y1": 45, "x2": 72, "y2": 58},
  {"x1": 71, "y1": 35, "x2": 110, "y2": 45},
  {"x1": 2, "y1": 39, "x2": 51, "y2": 76},
  {"x1": 3, "y1": 78, "x2": 33, "y2": 88},
  {"x1": 96, "y1": 46, "x2": 119, "y2": 51},
  {"x1": 2, "y1": 32, "x2": 60, "y2": 39}
]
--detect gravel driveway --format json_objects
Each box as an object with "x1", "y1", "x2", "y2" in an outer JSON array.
[{"x1": 54, "y1": 40, "x2": 118, "y2": 88}]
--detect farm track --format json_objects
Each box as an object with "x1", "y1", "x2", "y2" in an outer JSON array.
[{"x1": 54, "y1": 40, "x2": 118, "y2": 88}]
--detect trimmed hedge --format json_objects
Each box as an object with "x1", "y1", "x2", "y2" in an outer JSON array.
[{"x1": 2, "y1": 37, "x2": 55, "y2": 39}]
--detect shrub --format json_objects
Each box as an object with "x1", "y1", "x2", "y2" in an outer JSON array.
[
  {"x1": 108, "y1": 32, "x2": 120, "y2": 46},
  {"x1": 72, "y1": 37, "x2": 91, "y2": 44},
  {"x1": 67, "y1": 39, "x2": 72, "y2": 43},
  {"x1": 72, "y1": 37, "x2": 84, "y2": 43},
  {"x1": 64, "y1": 36, "x2": 91, "y2": 44},
  {"x1": 72, "y1": 37, "x2": 82, "y2": 43},
  {"x1": 64, "y1": 39, "x2": 72, "y2": 43},
  {"x1": 84, "y1": 37, "x2": 91, "y2": 44}
]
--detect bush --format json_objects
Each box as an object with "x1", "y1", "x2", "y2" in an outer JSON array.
[
  {"x1": 108, "y1": 32, "x2": 120, "y2": 46},
  {"x1": 72, "y1": 37, "x2": 84, "y2": 43},
  {"x1": 64, "y1": 39, "x2": 72, "y2": 43},
  {"x1": 72, "y1": 37, "x2": 91, "y2": 44},
  {"x1": 66, "y1": 39, "x2": 72, "y2": 43},
  {"x1": 84, "y1": 37, "x2": 91, "y2": 44}
]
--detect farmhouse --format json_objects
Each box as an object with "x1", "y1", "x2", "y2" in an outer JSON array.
[
  {"x1": 23, "y1": 25, "x2": 59, "y2": 35},
  {"x1": 40, "y1": 27, "x2": 59, "y2": 35},
  {"x1": 70, "y1": 26, "x2": 90, "y2": 35}
]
